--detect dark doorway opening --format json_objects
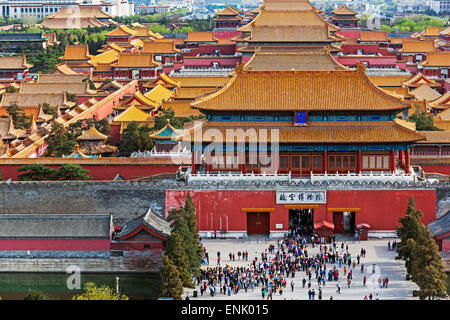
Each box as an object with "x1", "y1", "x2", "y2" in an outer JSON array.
[
  {"x1": 343, "y1": 212, "x2": 356, "y2": 234},
  {"x1": 289, "y1": 209, "x2": 314, "y2": 236},
  {"x1": 333, "y1": 211, "x2": 356, "y2": 234}
]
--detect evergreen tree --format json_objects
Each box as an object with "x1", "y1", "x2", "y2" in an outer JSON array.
[
  {"x1": 7, "y1": 103, "x2": 32, "y2": 130},
  {"x1": 183, "y1": 193, "x2": 203, "y2": 277},
  {"x1": 54, "y1": 164, "x2": 91, "y2": 181},
  {"x1": 18, "y1": 164, "x2": 56, "y2": 181},
  {"x1": 41, "y1": 102, "x2": 59, "y2": 118},
  {"x1": 167, "y1": 207, "x2": 198, "y2": 277},
  {"x1": 410, "y1": 225, "x2": 448, "y2": 300},
  {"x1": 5, "y1": 85, "x2": 18, "y2": 93},
  {"x1": 160, "y1": 254, "x2": 184, "y2": 300},
  {"x1": 118, "y1": 121, "x2": 154, "y2": 156},
  {"x1": 396, "y1": 197, "x2": 424, "y2": 274},
  {"x1": 44, "y1": 123, "x2": 77, "y2": 157},
  {"x1": 167, "y1": 232, "x2": 194, "y2": 288},
  {"x1": 408, "y1": 111, "x2": 443, "y2": 131}
]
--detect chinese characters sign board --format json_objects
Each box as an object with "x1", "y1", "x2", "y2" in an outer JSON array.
[{"x1": 276, "y1": 190, "x2": 326, "y2": 204}]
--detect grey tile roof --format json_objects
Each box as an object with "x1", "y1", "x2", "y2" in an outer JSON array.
[
  {"x1": 429, "y1": 211, "x2": 450, "y2": 238},
  {"x1": 0, "y1": 33, "x2": 46, "y2": 42},
  {"x1": 118, "y1": 207, "x2": 171, "y2": 239},
  {"x1": 0, "y1": 214, "x2": 112, "y2": 238}
]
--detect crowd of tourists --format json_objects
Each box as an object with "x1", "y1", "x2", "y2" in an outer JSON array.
[{"x1": 197, "y1": 228, "x2": 392, "y2": 300}]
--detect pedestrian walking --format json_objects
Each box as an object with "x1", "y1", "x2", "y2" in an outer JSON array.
[{"x1": 336, "y1": 282, "x2": 341, "y2": 294}]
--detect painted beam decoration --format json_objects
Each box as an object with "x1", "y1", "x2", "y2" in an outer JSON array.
[{"x1": 276, "y1": 190, "x2": 326, "y2": 204}]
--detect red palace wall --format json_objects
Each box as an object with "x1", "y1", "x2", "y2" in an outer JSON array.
[
  {"x1": 420, "y1": 165, "x2": 450, "y2": 176},
  {"x1": 0, "y1": 238, "x2": 110, "y2": 251},
  {"x1": 165, "y1": 189, "x2": 436, "y2": 233},
  {"x1": 0, "y1": 163, "x2": 181, "y2": 180}
]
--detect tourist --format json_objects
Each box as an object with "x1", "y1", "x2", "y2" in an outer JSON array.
[
  {"x1": 363, "y1": 275, "x2": 366, "y2": 286},
  {"x1": 388, "y1": 241, "x2": 391, "y2": 251},
  {"x1": 336, "y1": 282, "x2": 341, "y2": 294}
]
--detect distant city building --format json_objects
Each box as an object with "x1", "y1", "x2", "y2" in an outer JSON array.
[
  {"x1": 135, "y1": 4, "x2": 170, "y2": 14},
  {"x1": 431, "y1": 0, "x2": 450, "y2": 14},
  {"x1": 0, "y1": 0, "x2": 134, "y2": 19}
]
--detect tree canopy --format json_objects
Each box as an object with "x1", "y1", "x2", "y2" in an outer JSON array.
[
  {"x1": 160, "y1": 254, "x2": 184, "y2": 300},
  {"x1": 118, "y1": 121, "x2": 154, "y2": 156},
  {"x1": 396, "y1": 196, "x2": 448, "y2": 299},
  {"x1": 17, "y1": 163, "x2": 91, "y2": 181},
  {"x1": 72, "y1": 282, "x2": 129, "y2": 300},
  {"x1": 408, "y1": 111, "x2": 443, "y2": 131}
]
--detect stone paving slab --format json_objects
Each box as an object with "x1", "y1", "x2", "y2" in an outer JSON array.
[{"x1": 187, "y1": 238, "x2": 420, "y2": 300}]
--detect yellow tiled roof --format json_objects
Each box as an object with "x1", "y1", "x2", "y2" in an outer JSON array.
[
  {"x1": 332, "y1": 6, "x2": 357, "y2": 15},
  {"x1": 420, "y1": 51, "x2": 450, "y2": 67},
  {"x1": 401, "y1": 73, "x2": 440, "y2": 88},
  {"x1": 77, "y1": 126, "x2": 108, "y2": 141},
  {"x1": 399, "y1": 40, "x2": 436, "y2": 53},
  {"x1": 91, "y1": 49, "x2": 120, "y2": 64},
  {"x1": 142, "y1": 40, "x2": 180, "y2": 54},
  {"x1": 59, "y1": 45, "x2": 90, "y2": 61},
  {"x1": 186, "y1": 32, "x2": 217, "y2": 42},
  {"x1": 409, "y1": 84, "x2": 441, "y2": 101},
  {"x1": 180, "y1": 121, "x2": 424, "y2": 144},
  {"x1": 162, "y1": 100, "x2": 203, "y2": 118},
  {"x1": 192, "y1": 66, "x2": 411, "y2": 112},
  {"x1": 106, "y1": 25, "x2": 138, "y2": 37},
  {"x1": 112, "y1": 52, "x2": 161, "y2": 68},
  {"x1": 359, "y1": 31, "x2": 388, "y2": 42},
  {"x1": 113, "y1": 105, "x2": 152, "y2": 122},
  {"x1": 244, "y1": 49, "x2": 348, "y2": 71},
  {"x1": 145, "y1": 84, "x2": 174, "y2": 105}
]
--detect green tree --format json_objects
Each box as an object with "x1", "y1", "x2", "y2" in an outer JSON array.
[
  {"x1": 23, "y1": 290, "x2": 50, "y2": 300},
  {"x1": 72, "y1": 282, "x2": 129, "y2": 300},
  {"x1": 408, "y1": 111, "x2": 443, "y2": 131},
  {"x1": 44, "y1": 123, "x2": 77, "y2": 157},
  {"x1": 167, "y1": 232, "x2": 194, "y2": 288},
  {"x1": 5, "y1": 85, "x2": 18, "y2": 93},
  {"x1": 41, "y1": 102, "x2": 58, "y2": 118},
  {"x1": 54, "y1": 164, "x2": 91, "y2": 181},
  {"x1": 65, "y1": 92, "x2": 78, "y2": 103},
  {"x1": 153, "y1": 107, "x2": 203, "y2": 132},
  {"x1": 183, "y1": 193, "x2": 203, "y2": 277},
  {"x1": 396, "y1": 197, "x2": 424, "y2": 274},
  {"x1": 168, "y1": 207, "x2": 199, "y2": 278},
  {"x1": 118, "y1": 121, "x2": 154, "y2": 156},
  {"x1": 409, "y1": 225, "x2": 448, "y2": 300},
  {"x1": 160, "y1": 254, "x2": 184, "y2": 300},
  {"x1": 18, "y1": 164, "x2": 56, "y2": 181},
  {"x1": 7, "y1": 103, "x2": 32, "y2": 129}
]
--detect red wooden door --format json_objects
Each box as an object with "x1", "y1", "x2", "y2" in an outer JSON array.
[
  {"x1": 247, "y1": 212, "x2": 270, "y2": 235},
  {"x1": 333, "y1": 212, "x2": 344, "y2": 234}
]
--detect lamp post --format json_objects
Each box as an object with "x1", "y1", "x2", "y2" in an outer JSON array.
[{"x1": 116, "y1": 276, "x2": 120, "y2": 300}]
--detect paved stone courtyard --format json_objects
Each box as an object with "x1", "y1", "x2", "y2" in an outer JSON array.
[{"x1": 187, "y1": 237, "x2": 420, "y2": 300}]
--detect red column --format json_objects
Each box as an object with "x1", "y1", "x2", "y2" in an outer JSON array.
[
  {"x1": 191, "y1": 150, "x2": 198, "y2": 174},
  {"x1": 398, "y1": 150, "x2": 404, "y2": 168},
  {"x1": 390, "y1": 151, "x2": 396, "y2": 173},
  {"x1": 239, "y1": 151, "x2": 245, "y2": 174},
  {"x1": 405, "y1": 150, "x2": 410, "y2": 174},
  {"x1": 323, "y1": 151, "x2": 328, "y2": 173},
  {"x1": 357, "y1": 151, "x2": 362, "y2": 173}
]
